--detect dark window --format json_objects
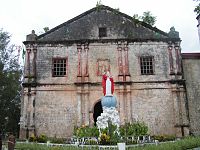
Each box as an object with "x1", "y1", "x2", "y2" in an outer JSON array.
[
  {"x1": 140, "y1": 56, "x2": 154, "y2": 75},
  {"x1": 99, "y1": 27, "x2": 107, "y2": 37},
  {"x1": 33, "y1": 113, "x2": 35, "y2": 119},
  {"x1": 33, "y1": 99, "x2": 35, "y2": 107},
  {"x1": 53, "y1": 58, "x2": 67, "y2": 77}
]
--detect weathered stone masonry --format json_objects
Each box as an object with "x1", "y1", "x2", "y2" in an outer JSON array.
[
  {"x1": 182, "y1": 53, "x2": 200, "y2": 136},
  {"x1": 19, "y1": 5, "x2": 199, "y2": 138}
]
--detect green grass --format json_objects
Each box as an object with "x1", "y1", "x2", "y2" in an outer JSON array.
[
  {"x1": 15, "y1": 136, "x2": 200, "y2": 150},
  {"x1": 127, "y1": 136, "x2": 200, "y2": 150},
  {"x1": 16, "y1": 143, "x2": 99, "y2": 150}
]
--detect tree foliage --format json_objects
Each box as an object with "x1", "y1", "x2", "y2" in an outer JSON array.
[
  {"x1": 0, "y1": 29, "x2": 22, "y2": 137},
  {"x1": 43, "y1": 27, "x2": 49, "y2": 33},
  {"x1": 133, "y1": 11, "x2": 157, "y2": 26},
  {"x1": 194, "y1": 0, "x2": 200, "y2": 15}
]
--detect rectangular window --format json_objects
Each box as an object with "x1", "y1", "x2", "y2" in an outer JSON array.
[
  {"x1": 52, "y1": 58, "x2": 67, "y2": 77},
  {"x1": 140, "y1": 56, "x2": 154, "y2": 75},
  {"x1": 99, "y1": 27, "x2": 107, "y2": 37}
]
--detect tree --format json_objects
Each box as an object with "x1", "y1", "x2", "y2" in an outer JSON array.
[
  {"x1": 194, "y1": 0, "x2": 200, "y2": 15},
  {"x1": 141, "y1": 11, "x2": 157, "y2": 26},
  {"x1": 133, "y1": 11, "x2": 157, "y2": 26},
  {"x1": 0, "y1": 29, "x2": 22, "y2": 137},
  {"x1": 43, "y1": 27, "x2": 49, "y2": 33}
]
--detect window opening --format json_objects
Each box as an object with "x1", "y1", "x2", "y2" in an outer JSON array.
[{"x1": 140, "y1": 56, "x2": 154, "y2": 75}]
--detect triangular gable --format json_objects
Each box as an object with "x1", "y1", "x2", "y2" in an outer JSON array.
[{"x1": 37, "y1": 5, "x2": 171, "y2": 42}]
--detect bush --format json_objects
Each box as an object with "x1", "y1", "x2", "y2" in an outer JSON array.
[
  {"x1": 49, "y1": 137, "x2": 65, "y2": 144},
  {"x1": 28, "y1": 134, "x2": 37, "y2": 142},
  {"x1": 99, "y1": 133, "x2": 110, "y2": 145},
  {"x1": 84, "y1": 139, "x2": 98, "y2": 145},
  {"x1": 74, "y1": 125, "x2": 99, "y2": 138},
  {"x1": 120, "y1": 122, "x2": 148, "y2": 137},
  {"x1": 153, "y1": 135, "x2": 176, "y2": 142},
  {"x1": 37, "y1": 134, "x2": 48, "y2": 143}
]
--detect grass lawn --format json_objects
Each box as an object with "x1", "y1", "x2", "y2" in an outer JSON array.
[{"x1": 14, "y1": 136, "x2": 200, "y2": 150}]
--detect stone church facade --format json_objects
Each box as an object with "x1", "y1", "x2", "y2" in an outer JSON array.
[{"x1": 20, "y1": 5, "x2": 199, "y2": 138}]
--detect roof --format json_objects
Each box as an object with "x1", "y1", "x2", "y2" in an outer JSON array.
[
  {"x1": 182, "y1": 53, "x2": 200, "y2": 59},
  {"x1": 26, "y1": 5, "x2": 181, "y2": 43}
]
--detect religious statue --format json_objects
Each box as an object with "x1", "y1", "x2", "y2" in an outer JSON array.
[
  {"x1": 102, "y1": 71, "x2": 114, "y2": 96},
  {"x1": 96, "y1": 71, "x2": 120, "y2": 130}
]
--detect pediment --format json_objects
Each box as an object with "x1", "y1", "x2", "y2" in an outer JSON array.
[{"x1": 37, "y1": 5, "x2": 169, "y2": 42}]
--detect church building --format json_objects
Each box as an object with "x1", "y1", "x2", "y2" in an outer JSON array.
[{"x1": 20, "y1": 5, "x2": 199, "y2": 138}]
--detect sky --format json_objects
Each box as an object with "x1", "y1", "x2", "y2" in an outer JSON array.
[{"x1": 0, "y1": 0, "x2": 199, "y2": 52}]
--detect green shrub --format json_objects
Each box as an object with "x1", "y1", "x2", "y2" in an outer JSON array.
[
  {"x1": 153, "y1": 134, "x2": 176, "y2": 142},
  {"x1": 99, "y1": 133, "x2": 110, "y2": 145},
  {"x1": 125, "y1": 139, "x2": 137, "y2": 145},
  {"x1": 73, "y1": 122, "x2": 149, "y2": 145},
  {"x1": 84, "y1": 139, "x2": 98, "y2": 145},
  {"x1": 37, "y1": 134, "x2": 48, "y2": 143},
  {"x1": 74, "y1": 125, "x2": 99, "y2": 138},
  {"x1": 49, "y1": 137, "x2": 65, "y2": 144},
  {"x1": 120, "y1": 122, "x2": 148, "y2": 137},
  {"x1": 28, "y1": 134, "x2": 37, "y2": 142}
]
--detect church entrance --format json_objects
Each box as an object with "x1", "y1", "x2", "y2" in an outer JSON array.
[{"x1": 93, "y1": 101, "x2": 103, "y2": 125}]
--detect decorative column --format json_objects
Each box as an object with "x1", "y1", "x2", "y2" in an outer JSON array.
[
  {"x1": 81, "y1": 96, "x2": 84, "y2": 125},
  {"x1": 119, "y1": 85, "x2": 125, "y2": 125},
  {"x1": 84, "y1": 43, "x2": 89, "y2": 82},
  {"x1": 124, "y1": 44, "x2": 130, "y2": 75},
  {"x1": 84, "y1": 85, "x2": 90, "y2": 126},
  {"x1": 33, "y1": 45, "x2": 37, "y2": 78},
  {"x1": 26, "y1": 46, "x2": 31, "y2": 77},
  {"x1": 117, "y1": 41, "x2": 130, "y2": 81},
  {"x1": 84, "y1": 43, "x2": 89, "y2": 76},
  {"x1": 118, "y1": 42, "x2": 123, "y2": 76},
  {"x1": 23, "y1": 89, "x2": 29, "y2": 126},
  {"x1": 168, "y1": 45, "x2": 174, "y2": 74},
  {"x1": 77, "y1": 87, "x2": 82, "y2": 126},
  {"x1": 126, "y1": 85, "x2": 132, "y2": 122},
  {"x1": 175, "y1": 46, "x2": 181, "y2": 74},
  {"x1": 28, "y1": 90, "x2": 36, "y2": 137},
  {"x1": 77, "y1": 44, "x2": 82, "y2": 82},
  {"x1": 172, "y1": 84, "x2": 188, "y2": 137}
]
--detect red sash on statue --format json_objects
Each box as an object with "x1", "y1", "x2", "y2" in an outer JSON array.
[{"x1": 102, "y1": 74, "x2": 114, "y2": 96}]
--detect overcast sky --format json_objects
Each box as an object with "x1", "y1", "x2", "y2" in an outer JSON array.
[{"x1": 0, "y1": 0, "x2": 199, "y2": 52}]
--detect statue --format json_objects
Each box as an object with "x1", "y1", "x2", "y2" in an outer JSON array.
[
  {"x1": 96, "y1": 71, "x2": 120, "y2": 130},
  {"x1": 102, "y1": 71, "x2": 114, "y2": 96}
]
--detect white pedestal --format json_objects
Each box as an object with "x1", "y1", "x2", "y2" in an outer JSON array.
[{"x1": 117, "y1": 143, "x2": 125, "y2": 150}]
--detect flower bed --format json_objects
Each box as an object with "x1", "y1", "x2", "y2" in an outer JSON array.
[{"x1": 14, "y1": 136, "x2": 200, "y2": 150}]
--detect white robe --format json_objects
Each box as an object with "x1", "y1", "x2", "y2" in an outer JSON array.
[{"x1": 105, "y1": 77, "x2": 112, "y2": 96}]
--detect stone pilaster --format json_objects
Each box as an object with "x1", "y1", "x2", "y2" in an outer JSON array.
[
  {"x1": 26, "y1": 46, "x2": 31, "y2": 77},
  {"x1": 117, "y1": 41, "x2": 130, "y2": 81},
  {"x1": 33, "y1": 45, "x2": 37, "y2": 78},
  {"x1": 126, "y1": 85, "x2": 132, "y2": 122},
  {"x1": 84, "y1": 43, "x2": 89, "y2": 77},
  {"x1": 117, "y1": 42, "x2": 123, "y2": 76},
  {"x1": 84, "y1": 85, "x2": 90, "y2": 126},
  {"x1": 76, "y1": 86, "x2": 82, "y2": 126},
  {"x1": 168, "y1": 45, "x2": 175, "y2": 74},
  {"x1": 172, "y1": 84, "x2": 189, "y2": 137},
  {"x1": 118, "y1": 85, "x2": 125, "y2": 124},
  {"x1": 77, "y1": 44, "x2": 82, "y2": 82},
  {"x1": 175, "y1": 45, "x2": 181, "y2": 74}
]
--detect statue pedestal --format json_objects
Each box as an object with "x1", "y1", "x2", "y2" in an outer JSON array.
[
  {"x1": 97, "y1": 96, "x2": 120, "y2": 129},
  {"x1": 96, "y1": 106, "x2": 120, "y2": 129},
  {"x1": 117, "y1": 142, "x2": 126, "y2": 150}
]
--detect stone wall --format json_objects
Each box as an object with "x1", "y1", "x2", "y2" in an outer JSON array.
[
  {"x1": 20, "y1": 41, "x2": 189, "y2": 138},
  {"x1": 182, "y1": 54, "x2": 200, "y2": 135}
]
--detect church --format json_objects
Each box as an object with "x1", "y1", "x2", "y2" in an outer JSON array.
[{"x1": 19, "y1": 5, "x2": 200, "y2": 138}]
